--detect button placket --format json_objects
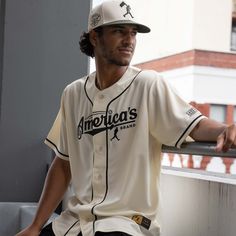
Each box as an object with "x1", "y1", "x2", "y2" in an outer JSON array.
[
  {"x1": 92, "y1": 92, "x2": 108, "y2": 201},
  {"x1": 92, "y1": 142, "x2": 106, "y2": 197}
]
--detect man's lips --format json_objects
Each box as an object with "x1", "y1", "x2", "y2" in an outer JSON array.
[{"x1": 118, "y1": 47, "x2": 134, "y2": 54}]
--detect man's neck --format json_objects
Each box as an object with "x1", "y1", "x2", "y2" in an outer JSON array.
[{"x1": 95, "y1": 64, "x2": 128, "y2": 90}]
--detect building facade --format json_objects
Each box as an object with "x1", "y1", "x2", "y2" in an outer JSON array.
[{"x1": 136, "y1": 0, "x2": 236, "y2": 175}]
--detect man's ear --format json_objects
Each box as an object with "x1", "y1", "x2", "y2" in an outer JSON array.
[{"x1": 89, "y1": 30, "x2": 97, "y2": 47}]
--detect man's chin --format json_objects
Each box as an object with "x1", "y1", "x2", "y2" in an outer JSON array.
[{"x1": 109, "y1": 59, "x2": 132, "y2": 67}]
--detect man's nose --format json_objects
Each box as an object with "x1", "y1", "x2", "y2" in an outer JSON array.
[{"x1": 123, "y1": 32, "x2": 136, "y2": 44}]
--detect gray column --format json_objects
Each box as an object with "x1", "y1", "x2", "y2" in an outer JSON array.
[{"x1": 0, "y1": 0, "x2": 91, "y2": 201}]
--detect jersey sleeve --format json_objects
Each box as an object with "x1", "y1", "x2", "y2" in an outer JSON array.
[
  {"x1": 44, "y1": 90, "x2": 69, "y2": 160},
  {"x1": 148, "y1": 73, "x2": 206, "y2": 148}
]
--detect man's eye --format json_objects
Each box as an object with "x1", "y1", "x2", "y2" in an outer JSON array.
[{"x1": 114, "y1": 29, "x2": 123, "y2": 33}]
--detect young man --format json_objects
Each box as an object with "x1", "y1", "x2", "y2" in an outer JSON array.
[{"x1": 16, "y1": 0, "x2": 236, "y2": 236}]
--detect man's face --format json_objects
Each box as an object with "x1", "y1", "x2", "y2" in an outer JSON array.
[{"x1": 94, "y1": 25, "x2": 137, "y2": 66}]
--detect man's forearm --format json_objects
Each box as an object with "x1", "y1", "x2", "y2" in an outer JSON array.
[
  {"x1": 31, "y1": 156, "x2": 71, "y2": 230},
  {"x1": 190, "y1": 118, "x2": 227, "y2": 142}
]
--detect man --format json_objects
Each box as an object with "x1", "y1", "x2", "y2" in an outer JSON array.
[{"x1": 16, "y1": 0, "x2": 236, "y2": 236}]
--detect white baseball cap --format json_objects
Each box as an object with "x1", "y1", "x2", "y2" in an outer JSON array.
[{"x1": 88, "y1": 0, "x2": 151, "y2": 33}]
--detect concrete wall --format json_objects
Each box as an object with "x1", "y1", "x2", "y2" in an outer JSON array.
[
  {"x1": 0, "y1": 0, "x2": 91, "y2": 201},
  {"x1": 162, "y1": 66, "x2": 236, "y2": 104},
  {"x1": 133, "y1": 0, "x2": 233, "y2": 64},
  {"x1": 192, "y1": 0, "x2": 232, "y2": 52},
  {"x1": 161, "y1": 173, "x2": 236, "y2": 236}
]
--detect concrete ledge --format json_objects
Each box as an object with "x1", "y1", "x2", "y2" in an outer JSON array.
[
  {"x1": 0, "y1": 202, "x2": 58, "y2": 236},
  {"x1": 0, "y1": 202, "x2": 37, "y2": 235}
]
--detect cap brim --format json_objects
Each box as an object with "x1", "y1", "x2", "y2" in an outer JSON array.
[{"x1": 99, "y1": 20, "x2": 151, "y2": 33}]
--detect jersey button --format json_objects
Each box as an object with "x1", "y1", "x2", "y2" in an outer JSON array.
[
  {"x1": 97, "y1": 174, "x2": 102, "y2": 180},
  {"x1": 98, "y1": 146, "x2": 103, "y2": 153},
  {"x1": 95, "y1": 146, "x2": 103, "y2": 154},
  {"x1": 99, "y1": 94, "x2": 105, "y2": 99}
]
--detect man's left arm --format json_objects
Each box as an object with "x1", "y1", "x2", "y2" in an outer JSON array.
[{"x1": 190, "y1": 118, "x2": 236, "y2": 152}]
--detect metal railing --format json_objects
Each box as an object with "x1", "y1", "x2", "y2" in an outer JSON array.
[{"x1": 162, "y1": 142, "x2": 236, "y2": 158}]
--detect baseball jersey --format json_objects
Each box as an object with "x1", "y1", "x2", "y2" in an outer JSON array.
[{"x1": 45, "y1": 66, "x2": 205, "y2": 236}]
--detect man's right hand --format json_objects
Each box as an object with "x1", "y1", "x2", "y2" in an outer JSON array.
[{"x1": 15, "y1": 224, "x2": 41, "y2": 236}]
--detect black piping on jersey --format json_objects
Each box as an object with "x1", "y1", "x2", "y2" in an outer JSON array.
[
  {"x1": 89, "y1": 70, "x2": 142, "y2": 234},
  {"x1": 63, "y1": 219, "x2": 80, "y2": 236},
  {"x1": 175, "y1": 114, "x2": 203, "y2": 147},
  {"x1": 91, "y1": 152, "x2": 95, "y2": 202},
  {"x1": 45, "y1": 138, "x2": 69, "y2": 158},
  {"x1": 84, "y1": 76, "x2": 93, "y2": 106}
]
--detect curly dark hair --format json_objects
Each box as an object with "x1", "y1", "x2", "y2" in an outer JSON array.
[{"x1": 79, "y1": 27, "x2": 103, "y2": 58}]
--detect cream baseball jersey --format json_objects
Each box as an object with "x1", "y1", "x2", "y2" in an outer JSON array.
[{"x1": 45, "y1": 66, "x2": 204, "y2": 236}]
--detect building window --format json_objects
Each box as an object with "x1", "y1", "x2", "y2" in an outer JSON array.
[
  {"x1": 231, "y1": 22, "x2": 236, "y2": 51},
  {"x1": 209, "y1": 104, "x2": 226, "y2": 122},
  {"x1": 234, "y1": 106, "x2": 236, "y2": 123},
  {"x1": 231, "y1": 14, "x2": 236, "y2": 51}
]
